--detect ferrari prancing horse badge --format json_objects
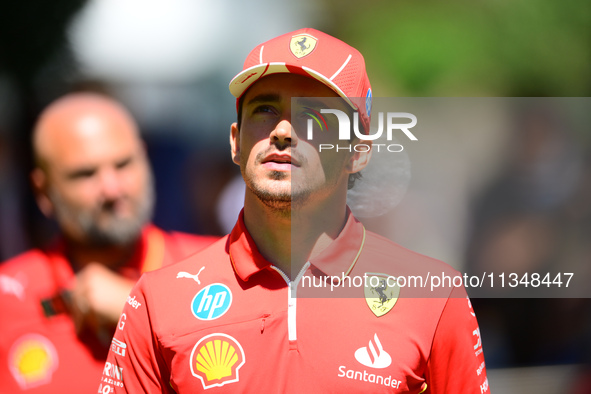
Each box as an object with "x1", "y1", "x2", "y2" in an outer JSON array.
[
  {"x1": 289, "y1": 34, "x2": 318, "y2": 59},
  {"x1": 364, "y1": 273, "x2": 400, "y2": 317}
]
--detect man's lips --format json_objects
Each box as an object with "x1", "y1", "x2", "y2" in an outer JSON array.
[{"x1": 261, "y1": 153, "x2": 300, "y2": 168}]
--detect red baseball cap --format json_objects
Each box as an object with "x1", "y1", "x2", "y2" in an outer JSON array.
[{"x1": 229, "y1": 28, "x2": 373, "y2": 133}]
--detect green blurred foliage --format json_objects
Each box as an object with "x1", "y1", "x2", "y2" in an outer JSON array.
[{"x1": 326, "y1": 0, "x2": 590, "y2": 96}]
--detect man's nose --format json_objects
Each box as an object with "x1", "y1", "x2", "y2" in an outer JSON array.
[
  {"x1": 98, "y1": 168, "x2": 123, "y2": 200},
  {"x1": 270, "y1": 119, "x2": 297, "y2": 147}
]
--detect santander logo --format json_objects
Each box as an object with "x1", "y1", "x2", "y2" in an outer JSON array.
[{"x1": 354, "y1": 334, "x2": 392, "y2": 369}]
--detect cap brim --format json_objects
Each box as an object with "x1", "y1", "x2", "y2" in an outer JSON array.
[{"x1": 229, "y1": 63, "x2": 355, "y2": 110}]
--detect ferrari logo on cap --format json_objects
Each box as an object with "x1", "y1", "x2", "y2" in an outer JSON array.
[
  {"x1": 364, "y1": 273, "x2": 400, "y2": 317},
  {"x1": 290, "y1": 34, "x2": 317, "y2": 58}
]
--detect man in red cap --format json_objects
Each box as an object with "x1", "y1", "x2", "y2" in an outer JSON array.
[
  {"x1": 0, "y1": 92, "x2": 217, "y2": 393},
  {"x1": 101, "y1": 28, "x2": 489, "y2": 393}
]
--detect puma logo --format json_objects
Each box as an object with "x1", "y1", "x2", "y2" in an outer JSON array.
[
  {"x1": 177, "y1": 266, "x2": 205, "y2": 284},
  {"x1": 0, "y1": 274, "x2": 25, "y2": 300}
]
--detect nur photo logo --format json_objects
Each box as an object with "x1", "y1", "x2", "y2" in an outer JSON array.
[{"x1": 305, "y1": 108, "x2": 418, "y2": 153}]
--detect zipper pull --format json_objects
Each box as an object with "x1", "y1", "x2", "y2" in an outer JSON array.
[{"x1": 260, "y1": 314, "x2": 271, "y2": 333}]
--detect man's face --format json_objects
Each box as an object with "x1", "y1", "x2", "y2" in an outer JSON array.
[
  {"x1": 41, "y1": 115, "x2": 153, "y2": 246},
  {"x1": 231, "y1": 73, "x2": 358, "y2": 211}
]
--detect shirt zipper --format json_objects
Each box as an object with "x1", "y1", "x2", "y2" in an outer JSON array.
[{"x1": 270, "y1": 262, "x2": 311, "y2": 343}]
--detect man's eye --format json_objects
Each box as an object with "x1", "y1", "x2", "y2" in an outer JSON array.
[
  {"x1": 253, "y1": 105, "x2": 275, "y2": 114},
  {"x1": 115, "y1": 158, "x2": 132, "y2": 169},
  {"x1": 68, "y1": 169, "x2": 96, "y2": 180}
]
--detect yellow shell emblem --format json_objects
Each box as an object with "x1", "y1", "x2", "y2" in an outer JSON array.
[
  {"x1": 364, "y1": 273, "x2": 400, "y2": 317},
  {"x1": 9, "y1": 334, "x2": 58, "y2": 389},
  {"x1": 190, "y1": 333, "x2": 245, "y2": 389},
  {"x1": 289, "y1": 34, "x2": 318, "y2": 58}
]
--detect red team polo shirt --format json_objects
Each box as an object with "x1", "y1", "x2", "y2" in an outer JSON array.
[
  {"x1": 0, "y1": 225, "x2": 217, "y2": 393},
  {"x1": 101, "y1": 211, "x2": 489, "y2": 393}
]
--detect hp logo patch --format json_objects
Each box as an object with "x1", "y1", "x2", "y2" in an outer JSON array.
[{"x1": 191, "y1": 284, "x2": 232, "y2": 320}]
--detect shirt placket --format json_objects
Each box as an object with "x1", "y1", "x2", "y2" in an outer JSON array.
[{"x1": 270, "y1": 261, "x2": 311, "y2": 351}]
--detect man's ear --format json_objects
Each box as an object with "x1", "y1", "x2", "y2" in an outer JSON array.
[
  {"x1": 346, "y1": 140, "x2": 372, "y2": 174},
  {"x1": 30, "y1": 168, "x2": 54, "y2": 218},
  {"x1": 230, "y1": 122, "x2": 241, "y2": 165}
]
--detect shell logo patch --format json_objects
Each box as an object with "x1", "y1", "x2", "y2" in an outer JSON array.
[
  {"x1": 364, "y1": 273, "x2": 400, "y2": 317},
  {"x1": 190, "y1": 333, "x2": 245, "y2": 389},
  {"x1": 290, "y1": 34, "x2": 318, "y2": 59},
  {"x1": 8, "y1": 334, "x2": 59, "y2": 389}
]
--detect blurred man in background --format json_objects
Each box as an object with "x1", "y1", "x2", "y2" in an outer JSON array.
[{"x1": 0, "y1": 92, "x2": 217, "y2": 393}]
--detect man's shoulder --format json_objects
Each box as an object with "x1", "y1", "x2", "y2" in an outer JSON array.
[
  {"x1": 142, "y1": 225, "x2": 220, "y2": 269},
  {"x1": 355, "y1": 230, "x2": 464, "y2": 305},
  {"x1": 0, "y1": 248, "x2": 52, "y2": 274},
  {"x1": 141, "y1": 235, "x2": 230, "y2": 284},
  {"x1": 0, "y1": 248, "x2": 57, "y2": 302},
  {"x1": 164, "y1": 230, "x2": 220, "y2": 250},
  {"x1": 363, "y1": 230, "x2": 459, "y2": 275}
]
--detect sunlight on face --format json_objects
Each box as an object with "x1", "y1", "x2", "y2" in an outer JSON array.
[{"x1": 234, "y1": 74, "x2": 355, "y2": 212}]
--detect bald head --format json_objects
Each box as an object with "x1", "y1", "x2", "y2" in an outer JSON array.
[
  {"x1": 33, "y1": 93, "x2": 140, "y2": 170},
  {"x1": 31, "y1": 92, "x2": 154, "y2": 247}
]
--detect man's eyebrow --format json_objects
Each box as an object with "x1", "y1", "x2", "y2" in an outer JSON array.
[
  {"x1": 295, "y1": 96, "x2": 350, "y2": 112},
  {"x1": 245, "y1": 94, "x2": 281, "y2": 107},
  {"x1": 297, "y1": 97, "x2": 335, "y2": 109},
  {"x1": 66, "y1": 166, "x2": 97, "y2": 179}
]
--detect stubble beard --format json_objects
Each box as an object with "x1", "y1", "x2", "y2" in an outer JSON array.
[
  {"x1": 242, "y1": 167, "x2": 313, "y2": 216},
  {"x1": 50, "y1": 174, "x2": 155, "y2": 247}
]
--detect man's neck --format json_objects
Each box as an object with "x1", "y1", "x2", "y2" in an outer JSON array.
[
  {"x1": 64, "y1": 239, "x2": 138, "y2": 272},
  {"x1": 243, "y1": 192, "x2": 349, "y2": 280}
]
